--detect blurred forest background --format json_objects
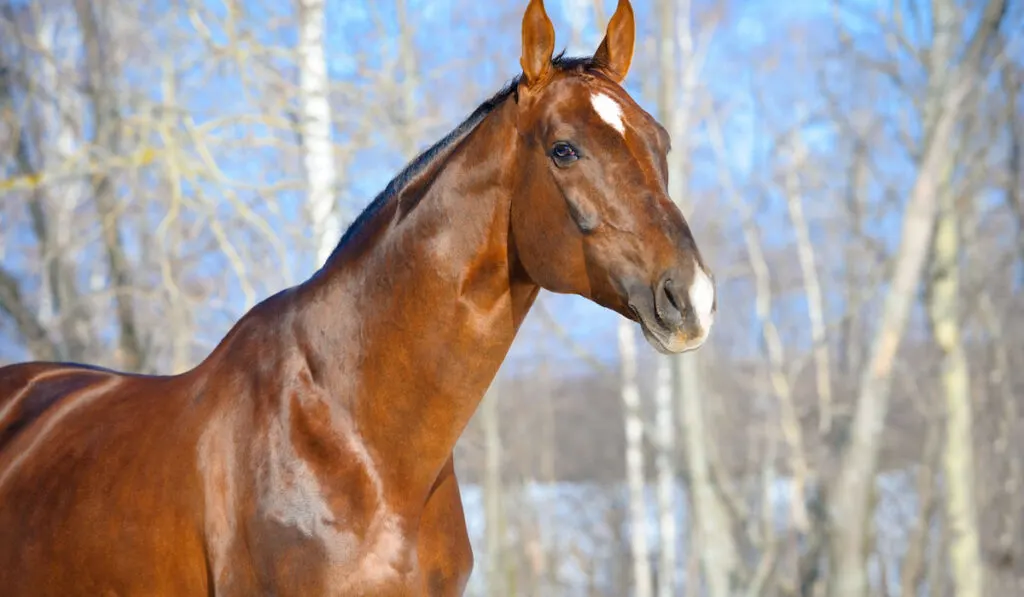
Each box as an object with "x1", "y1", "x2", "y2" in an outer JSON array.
[{"x1": 1, "y1": 0, "x2": 1022, "y2": 595}]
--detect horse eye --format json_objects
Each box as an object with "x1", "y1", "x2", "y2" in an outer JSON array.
[{"x1": 550, "y1": 142, "x2": 579, "y2": 165}]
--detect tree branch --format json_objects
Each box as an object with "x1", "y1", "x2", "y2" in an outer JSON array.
[{"x1": 0, "y1": 266, "x2": 59, "y2": 362}]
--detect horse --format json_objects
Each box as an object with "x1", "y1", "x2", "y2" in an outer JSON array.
[{"x1": 0, "y1": 1, "x2": 715, "y2": 595}]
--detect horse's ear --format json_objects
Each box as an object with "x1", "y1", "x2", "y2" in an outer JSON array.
[
  {"x1": 520, "y1": 0, "x2": 555, "y2": 88},
  {"x1": 593, "y1": 0, "x2": 635, "y2": 84}
]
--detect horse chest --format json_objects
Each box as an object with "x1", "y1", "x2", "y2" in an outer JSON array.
[
  {"x1": 244, "y1": 422, "x2": 418, "y2": 595},
  {"x1": 248, "y1": 510, "x2": 418, "y2": 596}
]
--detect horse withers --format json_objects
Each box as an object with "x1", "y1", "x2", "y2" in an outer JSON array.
[{"x1": 0, "y1": 1, "x2": 715, "y2": 595}]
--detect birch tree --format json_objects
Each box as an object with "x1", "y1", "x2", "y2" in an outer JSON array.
[
  {"x1": 30, "y1": 8, "x2": 92, "y2": 363},
  {"x1": 618, "y1": 320, "x2": 652, "y2": 597},
  {"x1": 0, "y1": 22, "x2": 62, "y2": 363},
  {"x1": 482, "y1": 382, "x2": 506, "y2": 596},
  {"x1": 296, "y1": 0, "x2": 340, "y2": 266},
  {"x1": 783, "y1": 127, "x2": 832, "y2": 437},
  {"x1": 653, "y1": 357, "x2": 676, "y2": 597},
  {"x1": 654, "y1": 3, "x2": 679, "y2": 595},
  {"x1": 924, "y1": 1, "x2": 984, "y2": 594},
  {"x1": 658, "y1": 1, "x2": 739, "y2": 594},
  {"x1": 1, "y1": 1, "x2": 1022, "y2": 593},
  {"x1": 827, "y1": 1, "x2": 1007, "y2": 594},
  {"x1": 74, "y1": 0, "x2": 145, "y2": 372}
]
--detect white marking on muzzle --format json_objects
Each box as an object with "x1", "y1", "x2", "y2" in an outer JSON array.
[
  {"x1": 689, "y1": 262, "x2": 715, "y2": 333},
  {"x1": 590, "y1": 92, "x2": 625, "y2": 135}
]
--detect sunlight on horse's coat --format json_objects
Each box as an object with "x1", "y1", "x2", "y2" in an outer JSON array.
[
  {"x1": 197, "y1": 414, "x2": 239, "y2": 588},
  {"x1": 258, "y1": 418, "x2": 338, "y2": 537}
]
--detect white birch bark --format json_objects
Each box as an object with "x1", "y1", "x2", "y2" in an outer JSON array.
[
  {"x1": 618, "y1": 319, "x2": 652, "y2": 597},
  {"x1": 296, "y1": 0, "x2": 340, "y2": 267},
  {"x1": 925, "y1": 3, "x2": 983, "y2": 594},
  {"x1": 928, "y1": 165, "x2": 983, "y2": 597},
  {"x1": 826, "y1": 2, "x2": 1004, "y2": 592},
  {"x1": 826, "y1": 73, "x2": 971, "y2": 597},
  {"x1": 654, "y1": 5, "x2": 680, "y2": 594},
  {"x1": 675, "y1": 356, "x2": 740, "y2": 596},
  {"x1": 660, "y1": 0, "x2": 737, "y2": 593},
  {"x1": 743, "y1": 204, "x2": 810, "y2": 531},
  {"x1": 482, "y1": 383, "x2": 505, "y2": 596},
  {"x1": 653, "y1": 358, "x2": 676, "y2": 597}
]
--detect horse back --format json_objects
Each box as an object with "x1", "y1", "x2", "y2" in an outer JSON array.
[
  {"x1": 0, "y1": 362, "x2": 120, "y2": 451},
  {"x1": 0, "y1": 362, "x2": 211, "y2": 596}
]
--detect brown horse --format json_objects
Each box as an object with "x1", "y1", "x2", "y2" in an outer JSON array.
[{"x1": 0, "y1": 1, "x2": 715, "y2": 595}]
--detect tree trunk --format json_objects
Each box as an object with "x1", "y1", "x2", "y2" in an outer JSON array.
[
  {"x1": 0, "y1": 56, "x2": 59, "y2": 363},
  {"x1": 0, "y1": 267, "x2": 59, "y2": 362},
  {"x1": 900, "y1": 410, "x2": 940, "y2": 597},
  {"x1": 657, "y1": 0, "x2": 738, "y2": 593},
  {"x1": 927, "y1": 187, "x2": 983, "y2": 597},
  {"x1": 618, "y1": 319, "x2": 652, "y2": 597},
  {"x1": 74, "y1": 0, "x2": 145, "y2": 372},
  {"x1": 654, "y1": 358, "x2": 677, "y2": 597},
  {"x1": 826, "y1": 2, "x2": 1005, "y2": 593},
  {"x1": 151, "y1": 61, "x2": 194, "y2": 375},
  {"x1": 839, "y1": 138, "x2": 869, "y2": 379},
  {"x1": 654, "y1": 4, "x2": 680, "y2": 592},
  {"x1": 978, "y1": 294, "x2": 1022, "y2": 593},
  {"x1": 296, "y1": 0, "x2": 340, "y2": 266},
  {"x1": 784, "y1": 129, "x2": 833, "y2": 435},
  {"x1": 738, "y1": 185, "x2": 810, "y2": 532},
  {"x1": 675, "y1": 355, "x2": 740, "y2": 596},
  {"x1": 1002, "y1": 55, "x2": 1024, "y2": 283},
  {"x1": 482, "y1": 383, "x2": 505, "y2": 596},
  {"x1": 31, "y1": 13, "x2": 92, "y2": 362},
  {"x1": 826, "y1": 82, "x2": 961, "y2": 597}
]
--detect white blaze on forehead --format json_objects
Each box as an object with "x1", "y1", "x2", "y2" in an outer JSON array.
[
  {"x1": 689, "y1": 261, "x2": 715, "y2": 332},
  {"x1": 590, "y1": 92, "x2": 625, "y2": 135}
]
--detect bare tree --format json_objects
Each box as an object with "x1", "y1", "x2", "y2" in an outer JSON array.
[
  {"x1": 656, "y1": 1, "x2": 739, "y2": 594},
  {"x1": 827, "y1": 2, "x2": 1007, "y2": 594},
  {"x1": 2, "y1": 1, "x2": 1022, "y2": 595},
  {"x1": 73, "y1": 0, "x2": 145, "y2": 372},
  {"x1": 29, "y1": 7, "x2": 92, "y2": 363},
  {"x1": 296, "y1": 0, "x2": 340, "y2": 266},
  {"x1": 782, "y1": 128, "x2": 833, "y2": 437},
  {"x1": 481, "y1": 382, "x2": 506, "y2": 596},
  {"x1": 899, "y1": 378, "x2": 941, "y2": 597},
  {"x1": 618, "y1": 319, "x2": 652, "y2": 597},
  {"x1": 924, "y1": 3, "x2": 983, "y2": 595},
  {"x1": 0, "y1": 267, "x2": 59, "y2": 362},
  {"x1": 653, "y1": 357, "x2": 676, "y2": 597},
  {"x1": 654, "y1": 2, "x2": 680, "y2": 595}
]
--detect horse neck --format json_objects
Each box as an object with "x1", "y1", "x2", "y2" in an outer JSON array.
[{"x1": 292, "y1": 99, "x2": 538, "y2": 496}]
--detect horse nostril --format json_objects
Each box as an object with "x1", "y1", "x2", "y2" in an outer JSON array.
[
  {"x1": 656, "y1": 276, "x2": 687, "y2": 327},
  {"x1": 662, "y1": 278, "x2": 681, "y2": 313}
]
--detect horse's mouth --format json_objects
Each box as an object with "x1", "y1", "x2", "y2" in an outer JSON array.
[{"x1": 628, "y1": 305, "x2": 709, "y2": 355}]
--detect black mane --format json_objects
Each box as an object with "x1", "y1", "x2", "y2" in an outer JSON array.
[{"x1": 328, "y1": 53, "x2": 603, "y2": 257}]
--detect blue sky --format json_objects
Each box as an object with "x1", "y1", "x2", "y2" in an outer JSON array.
[
  {"x1": 5, "y1": 0, "x2": 1019, "y2": 372},
  {"x1": 309, "y1": 0, "x2": 851, "y2": 371},
  {"x1": 0, "y1": 0, "x2": 890, "y2": 367}
]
